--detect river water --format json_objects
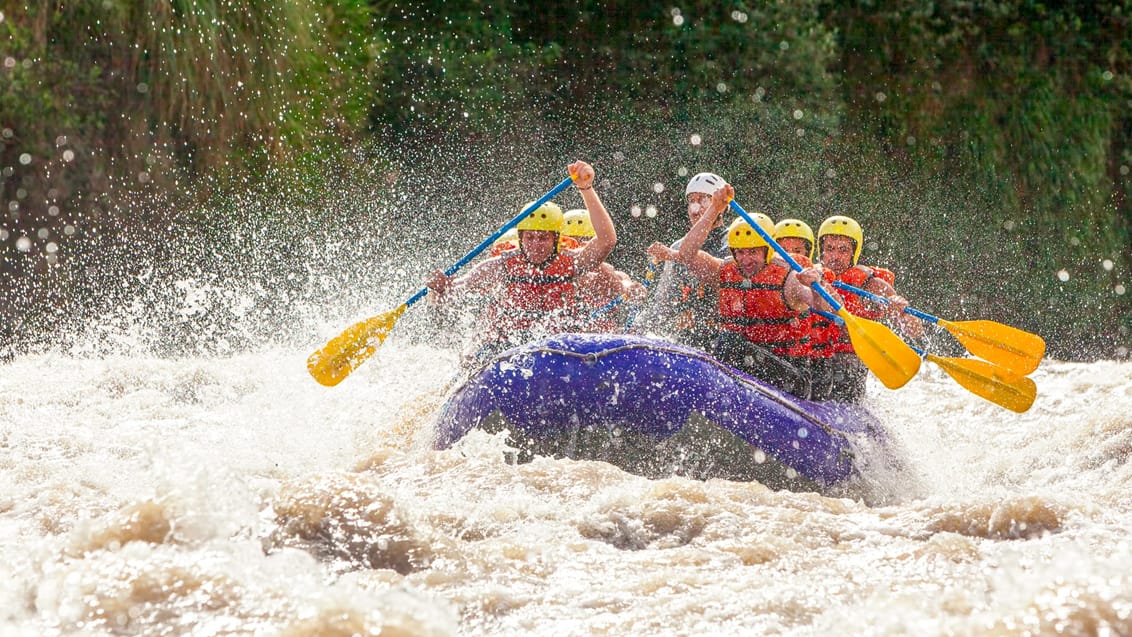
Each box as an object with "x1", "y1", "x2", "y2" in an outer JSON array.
[{"x1": 2, "y1": 318, "x2": 1130, "y2": 635}]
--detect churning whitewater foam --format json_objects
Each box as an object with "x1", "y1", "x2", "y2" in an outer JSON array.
[{"x1": 2, "y1": 329, "x2": 1131, "y2": 635}]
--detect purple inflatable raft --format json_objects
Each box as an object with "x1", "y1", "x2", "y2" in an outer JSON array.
[{"x1": 434, "y1": 333, "x2": 902, "y2": 492}]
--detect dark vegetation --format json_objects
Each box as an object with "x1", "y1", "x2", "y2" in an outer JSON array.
[{"x1": 1, "y1": 1, "x2": 1129, "y2": 359}]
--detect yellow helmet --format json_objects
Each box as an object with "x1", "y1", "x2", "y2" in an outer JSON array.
[
  {"x1": 727, "y1": 213, "x2": 776, "y2": 263},
  {"x1": 774, "y1": 218, "x2": 815, "y2": 261},
  {"x1": 818, "y1": 215, "x2": 864, "y2": 265},
  {"x1": 562, "y1": 209, "x2": 595, "y2": 238},
  {"x1": 515, "y1": 201, "x2": 564, "y2": 233}
]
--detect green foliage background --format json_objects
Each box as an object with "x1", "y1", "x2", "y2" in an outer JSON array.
[{"x1": 1, "y1": 0, "x2": 1129, "y2": 359}]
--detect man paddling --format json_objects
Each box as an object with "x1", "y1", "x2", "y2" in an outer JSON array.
[
  {"x1": 632, "y1": 172, "x2": 732, "y2": 350},
  {"x1": 562, "y1": 209, "x2": 645, "y2": 332},
  {"x1": 816, "y1": 215, "x2": 922, "y2": 402},
  {"x1": 425, "y1": 160, "x2": 616, "y2": 363},
  {"x1": 675, "y1": 182, "x2": 829, "y2": 398}
]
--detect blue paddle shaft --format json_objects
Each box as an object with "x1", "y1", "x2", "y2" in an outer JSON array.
[
  {"x1": 727, "y1": 199, "x2": 844, "y2": 312},
  {"x1": 813, "y1": 308, "x2": 843, "y2": 324},
  {"x1": 404, "y1": 175, "x2": 577, "y2": 307},
  {"x1": 830, "y1": 281, "x2": 940, "y2": 324}
]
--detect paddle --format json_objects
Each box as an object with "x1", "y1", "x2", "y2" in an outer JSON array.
[
  {"x1": 307, "y1": 175, "x2": 578, "y2": 386},
  {"x1": 830, "y1": 281, "x2": 1045, "y2": 376},
  {"x1": 813, "y1": 310, "x2": 1036, "y2": 412},
  {"x1": 916, "y1": 347, "x2": 1037, "y2": 413},
  {"x1": 728, "y1": 199, "x2": 921, "y2": 389}
]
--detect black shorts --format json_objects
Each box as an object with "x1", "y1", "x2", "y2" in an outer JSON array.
[{"x1": 710, "y1": 331, "x2": 811, "y2": 399}]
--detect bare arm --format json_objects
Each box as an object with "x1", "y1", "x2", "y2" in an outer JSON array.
[
  {"x1": 675, "y1": 183, "x2": 733, "y2": 284},
  {"x1": 426, "y1": 257, "x2": 505, "y2": 304},
  {"x1": 783, "y1": 268, "x2": 818, "y2": 313},
  {"x1": 859, "y1": 268, "x2": 924, "y2": 335},
  {"x1": 861, "y1": 269, "x2": 910, "y2": 317},
  {"x1": 571, "y1": 160, "x2": 617, "y2": 274},
  {"x1": 646, "y1": 242, "x2": 678, "y2": 262}
]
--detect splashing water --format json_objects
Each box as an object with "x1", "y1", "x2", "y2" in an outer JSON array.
[{"x1": 3, "y1": 137, "x2": 1132, "y2": 636}]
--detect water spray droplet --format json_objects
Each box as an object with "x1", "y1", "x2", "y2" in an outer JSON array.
[
  {"x1": 689, "y1": 134, "x2": 702, "y2": 146},
  {"x1": 15, "y1": 236, "x2": 31, "y2": 252},
  {"x1": 630, "y1": 205, "x2": 642, "y2": 218},
  {"x1": 645, "y1": 205, "x2": 657, "y2": 218},
  {"x1": 1057, "y1": 269, "x2": 1070, "y2": 282},
  {"x1": 1102, "y1": 259, "x2": 1114, "y2": 271},
  {"x1": 1116, "y1": 284, "x2": 1126, "y2": 296},
  {"x1": 652, "y1": 182, "x2": 664, "y2": 194}
]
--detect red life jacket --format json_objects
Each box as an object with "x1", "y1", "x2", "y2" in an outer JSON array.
[
  {"x1": 772, "y1": 254, "x2": 826, "y2": 358},
  {"x1": 805, "y1": 310, "x2": 839, "y2": 359},
  {"x1": 823, "y1": 265, "x2": 896, "y2": 354},
  {"x1": 717, "y1": 261, "x2": 802, "y2": 356},
  {"x1": 486, "y1": 251, "x2": 578, "y2": 340}
]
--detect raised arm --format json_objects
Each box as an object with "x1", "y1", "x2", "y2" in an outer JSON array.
[
  {"x1": 571, "y1": 160, "x2": 617, "y2": 273},
  {"x1": 675, "y1": 183, "x2": 733, "y2": 283}
]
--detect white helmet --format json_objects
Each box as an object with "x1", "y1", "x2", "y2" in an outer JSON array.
[{"x1": 685, "y1": 172, "x2": 725, "y2": 196}]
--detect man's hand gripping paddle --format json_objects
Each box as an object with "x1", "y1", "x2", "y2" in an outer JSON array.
[
  {"x1": 307, "y1": 175, "x2": 578, "y2": 386},
  {"x1": 728, "y1": 199, "x2": 922, "y2": 389}
]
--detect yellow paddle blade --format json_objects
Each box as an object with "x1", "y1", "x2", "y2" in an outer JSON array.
[
  {"x1": 307, "y1": 304, "x2": 407, "y2": 387},
  {"x1": 837, "y1": 308, "x2": 922, "y2": 389},
  {"x1": 926, "y1": 354, "x2": 1037, "y2": 413},
  {"x1": 938, "y1": 319, "x2": 1046, "y2": 376}
]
